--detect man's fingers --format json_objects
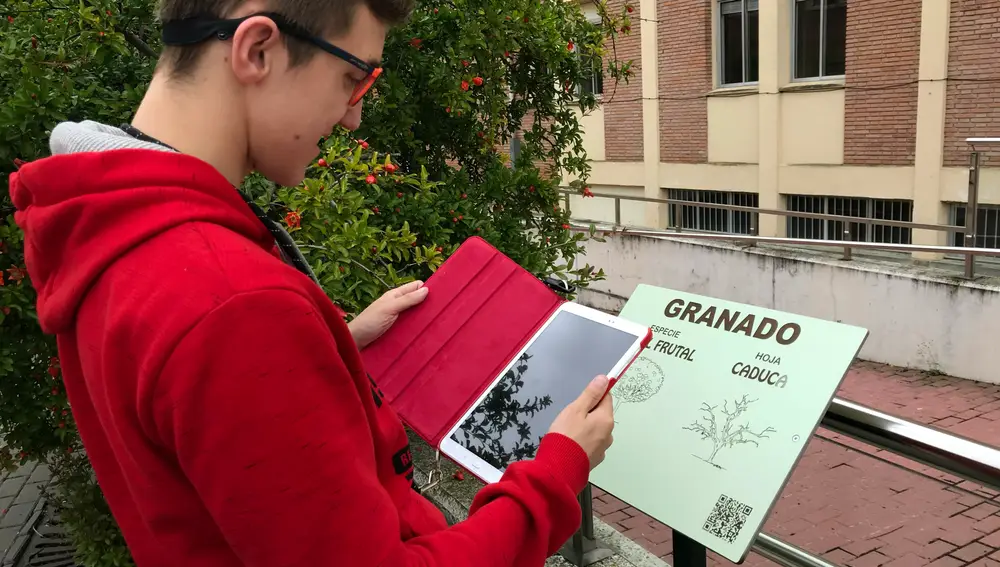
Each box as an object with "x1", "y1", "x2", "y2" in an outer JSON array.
[
  {"x1": 573, "y1": 375, "x2": 610, "y2": 413},
  {"x1": 589, "y1": 387, "x2": 614, "y2": 419},
  {"x1": 390, "y1": 284, "x2": 429, "y2": 311},
  {"x1": 393, "y1": 280, "x2": 424, "y2": 296}
]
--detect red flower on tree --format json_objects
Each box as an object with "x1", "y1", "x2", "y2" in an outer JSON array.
[
  {"x1": 472, "y1": 77, "x2": 484, "y2": 86},
  {"x1": 461, "y1": 80, "x2": 470, "y2": 91},
  {"x1": 284, "y1": 211, "x2": 301, "y2": 229}
]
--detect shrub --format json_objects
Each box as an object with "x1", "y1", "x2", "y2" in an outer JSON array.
[{"x1": 0, "y1": 0, "x2": 633, "y2": 564}]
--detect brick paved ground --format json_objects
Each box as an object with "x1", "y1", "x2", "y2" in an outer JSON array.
[
  {"x1": 0, "y1": 461, "x2": 51, "y2": 565},
  {"x1": 592, "y1": 361, "x2": 1000, "y2": 567}
]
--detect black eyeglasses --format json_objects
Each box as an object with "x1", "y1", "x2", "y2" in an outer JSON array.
[{"x1": 161, "y1": 11, "x2": 382, "y2": 106}]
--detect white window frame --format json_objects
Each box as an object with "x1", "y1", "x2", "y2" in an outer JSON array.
[
  {"x1": 791, "y1": 0, "x2": 846, "y2": 82},
  {"x1": 785, "y1": 195, "x2": 913, "y2": 244},
  {"x1": 717, "y1": 0, "x2": 759, "y2": 88},
  {"x1": 575, "y1": 11, "x2": 604, "y2": 99}
]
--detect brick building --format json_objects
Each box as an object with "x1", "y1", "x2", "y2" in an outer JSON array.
[{"x1": 568, "y1": 0, "x2": 1000, "y2": 252}]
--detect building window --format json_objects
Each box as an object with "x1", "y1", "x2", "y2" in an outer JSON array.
[
  {"x1": 576, "y1": 12, "x2": 604, "y2": 98},
  {"x1": 577, "y1": 48, "x2": 604, "y2": 98},
  {"x1": 792, "y1": 0, "x2": 846, "y2": 80},
  {"x1": 949, "y1": 204, "x2": 1000, "y2": 249},
  {"x1": 786, "y1": 195, "x2": 912, "y2": 244},
  {"x1": 668, "y1": 189, "x2": 759, "y2": 234},
  {"x1": 719, "y1": 0, "x2": 759, "y2": 86}
]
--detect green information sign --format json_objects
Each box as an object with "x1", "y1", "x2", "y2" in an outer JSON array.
[{"x1": 590, "y1": 284, "x2": 869, "y2": 563}]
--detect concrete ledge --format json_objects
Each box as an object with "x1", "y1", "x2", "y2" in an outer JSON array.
[{"x1": 407, "y1": 430, "x2": 669, "y2": 567}]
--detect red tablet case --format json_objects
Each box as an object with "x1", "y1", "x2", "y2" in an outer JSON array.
[
  {"x1": 360, "y1": 236, "x2": 650, "y2": 449},
  {"x1": 360, "y1": 237, "x2": 561, "y2": 448}
]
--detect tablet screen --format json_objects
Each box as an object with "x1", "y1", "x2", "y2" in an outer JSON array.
[{"x1": 447, "y1": 309, "x2": 639, "y2": 473}]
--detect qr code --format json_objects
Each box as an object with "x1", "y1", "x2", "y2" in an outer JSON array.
[{"x1": 703, "y1": 494, "x2": 752, "y2": 544}]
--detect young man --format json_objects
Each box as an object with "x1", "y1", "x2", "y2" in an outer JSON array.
[{"x1": 9, "y1": 0, "x2": 617, "y2": 566}]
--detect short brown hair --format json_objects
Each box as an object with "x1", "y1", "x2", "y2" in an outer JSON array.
[{"x1": 157, "y1": 0, "x2": 413, "y2": 77}]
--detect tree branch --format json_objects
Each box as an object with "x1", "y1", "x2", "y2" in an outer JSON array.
[{"x1": 118, "y1": 27, "x2": 158, "y2": 58}]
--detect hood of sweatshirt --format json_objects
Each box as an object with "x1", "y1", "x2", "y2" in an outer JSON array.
[{"x1": 8, "y1": 121, "x2": 273, "y2": 334}]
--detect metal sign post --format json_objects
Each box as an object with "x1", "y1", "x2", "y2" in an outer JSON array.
[
  {"x1": 963, "y1": 137, "x2": 1000, "y2": 279},
  {"x1": 558, "y1": 484, "x2": 613, "y2": 566},
  {"x1": 672, "y1": 530, "x2": 708, "y2": 567}
]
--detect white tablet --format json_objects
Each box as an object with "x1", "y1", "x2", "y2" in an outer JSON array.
[{"x1": 439, "y1": 302, "x2": 651, "y2": 484}]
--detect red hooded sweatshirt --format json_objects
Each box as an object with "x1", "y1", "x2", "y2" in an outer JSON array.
[{"x1": 9, "y1": 121, "x2": 590, "y2": 567}]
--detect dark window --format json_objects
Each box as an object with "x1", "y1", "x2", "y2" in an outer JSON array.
[
  {"x1": 793, "y1": 0, "x2": 846, "y2": 80},
  {"x1": 667, "y1": 189, "x2": 760, "y2": 234},
  {"x1": 951, "y1": 204, "x2": 1000, "y2": 249},
  {"x1": 719, "y1": 0, "x2": 759, "y2": 86},
  {"x1": 786, "y1": 195, "x2": 912, "y2": 244},
  {"x1": 578, "y1": 48, "x2": 604, "y2": 97}
]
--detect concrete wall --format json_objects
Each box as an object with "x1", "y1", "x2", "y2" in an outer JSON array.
[{"x1": 576, "y1": 233, "x2": 1000, "y2": 384}]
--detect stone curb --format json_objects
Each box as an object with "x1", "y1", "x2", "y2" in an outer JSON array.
[{"x1": 407, "y1": 431, "x2": 670, "y2": 567}]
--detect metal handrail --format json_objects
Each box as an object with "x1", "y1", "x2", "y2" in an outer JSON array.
[
  {"x1": 744, "y1": 399, "x2": 1000, "y2": 567},
  {"x1": 565, "y1": 190, "x2": 965, "y2": 233},
  {"x1": 560, "y1": 193, "x2": 996, "y2": 277},
  {"x1": 824, "y1": 398, "x2": 1000, "y2": 492},
  {"x1": 754, "y1": 534, "x2": 839, "y2": 567},
  {"x1": 562, "y1": 141, "x2": 997, "y2": 277},
  {"x1": 566, "y1": 220, "x2": 1000, "y2": 259}
]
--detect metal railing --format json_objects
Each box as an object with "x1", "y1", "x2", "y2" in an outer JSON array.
[
  {"x1": 731, "y1": 399, "x2": 1000, "y2": 567},
  {"x1": 560, "y1": 139, "x2": 1000, "y2": 278}
]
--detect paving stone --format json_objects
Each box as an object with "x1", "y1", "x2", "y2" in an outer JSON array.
[
  {"x1": 26, "y1": 464, "x2": 50, "y2": 485},
  {"x1": 965, "y1": 503, "x2": 1000, "y2": 520},
  {"x1": 0, "y1": 527, "x2": 18, "y2": 555},
  {"x1": 926, "y1": 556, "x2": 963, "y2": 567},
  {"x1": 12, "y1": 483, "x2": 41, "y2": 506},
  {"x1": 0, "y1": 504, "x2": 32, "y2": 529},
  {"x1": 0, "y1": 478, "x2": 24, "y2": 500},
  {"x1": 848, "y1": 550, "x2": 891, "y2": 567},
  {"x1": 954, "y1": 542, "x2": 994, "y2": 562},
  {"x1": 4, "y1": 464, "x2": 32, "y2": 480}
]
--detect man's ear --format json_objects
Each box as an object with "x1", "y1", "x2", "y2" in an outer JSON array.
[{"x1": 229, "y1": 15, "x2": 285, "y2": 84}]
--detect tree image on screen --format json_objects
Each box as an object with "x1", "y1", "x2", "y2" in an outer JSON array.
[
  {"x1": 683, "y1": 394, "x2": 776, "y2": 470},
  {"x1": 612, "y1": 356, "x2": 665, "y2": 414},
  {"x1": 456, "y1": 353, "x2": 553, "y2": 470}
]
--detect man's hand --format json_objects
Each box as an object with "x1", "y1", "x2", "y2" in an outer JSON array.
[
  {"x1": 548, "y1": 375, "x2": 615, "y2": 469},
  {"x1": 349, "y1": 281, "x2": 429, "y2": 349}
]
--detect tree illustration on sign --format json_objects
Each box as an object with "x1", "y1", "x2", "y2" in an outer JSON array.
[
  {"x1": 682, "y1": 394, "x2": 776, "y2": 470},
  {"x1": 612, "y1": 356, "x2": 665, "y2": 415}
]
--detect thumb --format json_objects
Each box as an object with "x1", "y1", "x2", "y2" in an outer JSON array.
[{"x1": 572, "y1": 375, "x2": 610, "y2": 413}]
